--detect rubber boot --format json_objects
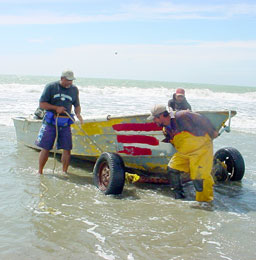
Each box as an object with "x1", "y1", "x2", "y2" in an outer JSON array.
[
  {"x1": 193, "y1": 179, "x2": 204, "y2": 192},
  {"x1": 167, "y1": 167, "x2": 185, "y2": 199}
]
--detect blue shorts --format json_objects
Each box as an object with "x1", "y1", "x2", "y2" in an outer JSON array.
[{"x1": 35, "y1": 123, "x2": 72, "y2": 150}]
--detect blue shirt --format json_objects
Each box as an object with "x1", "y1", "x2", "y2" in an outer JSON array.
[{"x1": 40, "y1": 81, "x2": 80, "y2": 114}]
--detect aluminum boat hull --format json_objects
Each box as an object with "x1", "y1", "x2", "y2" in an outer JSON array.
[{"x1": 13, "y1": 111, "x2": 236, "y2": 175}]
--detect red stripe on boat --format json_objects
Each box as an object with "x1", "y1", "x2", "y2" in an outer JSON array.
[
  {"x1": 118, "y1": 146, "x2": 152, "y2": 156},
  {"x1": 113, "y1": 122, "x2": 161, "y2": 132},
  {"x1": 117, "y1": 135, "x2": 159, "y2": 146}
]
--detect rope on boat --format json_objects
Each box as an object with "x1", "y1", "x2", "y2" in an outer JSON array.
[
  {"x1": 52, "y1": 111, "x2": 104, "y2": 174},
  {"x1": 64, "y1": 111, "x2": 104, "y2": 153},
  {"x1": 52, "y1": 114, "x2": 59, "y2": 174}
]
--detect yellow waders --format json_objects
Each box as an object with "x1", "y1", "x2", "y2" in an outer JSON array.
[{"x1": 168, "y1": 132, "x2": 214, "y2": 202}]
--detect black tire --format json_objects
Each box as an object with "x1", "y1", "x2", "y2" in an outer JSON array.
[
  {"x1": 214, "y1": 147, "x2": 245, "y2": 181},
  {"x1": 93, "y1": 152, "x2": 125, "y2": 195}
]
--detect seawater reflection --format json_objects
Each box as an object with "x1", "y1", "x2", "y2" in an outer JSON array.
[{"x1": 1, "y1": 126, "x2": 256, "y2": 260}]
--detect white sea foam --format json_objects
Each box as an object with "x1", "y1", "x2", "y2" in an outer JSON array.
[
  {"x1": 1, "y1": 82, "x2": 256, "y2": 135},
  {"x1": 127, "y1": 253, "x2": 135, "y2": 260},
  {"x1": 95, "y1": 244, "x2": 116, "y2": 260}
]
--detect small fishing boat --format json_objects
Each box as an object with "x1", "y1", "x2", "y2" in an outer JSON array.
[{"x1": 12, "y1": 110, "x2": 245, "y2": 195}]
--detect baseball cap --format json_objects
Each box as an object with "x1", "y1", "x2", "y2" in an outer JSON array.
[
  {"x1": 61, "y1": 69, "x2": 76, "y2": 80},
  {"x1": 176, "y1": 88, "x2": 185, "y2": 96},
  {"x1": 147, "y1": 104, "x2": 167, "y2": 120}
]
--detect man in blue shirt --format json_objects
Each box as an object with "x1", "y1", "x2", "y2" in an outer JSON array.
[{"x1": 35, "y1": 69, "x2": 83, "y2": 174}]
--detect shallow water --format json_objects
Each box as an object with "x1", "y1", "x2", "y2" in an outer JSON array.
[
  {"x1": 1, "y1": 76, "x2": 256, "y2": 259},
  {"x1": 1, "y1": 124, "x2": 256, "y2": 260}
]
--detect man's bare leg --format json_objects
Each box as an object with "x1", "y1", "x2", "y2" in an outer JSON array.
[
  {"x1": 62, "y1": 150, "x2": 71, "y2": 173},
  {"x1": 39, "y1": 149, "x2": 50, "y2": 174}
]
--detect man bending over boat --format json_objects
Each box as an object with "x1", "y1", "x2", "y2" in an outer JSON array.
[
  {"x1": 35, "y1": 69, "x2": 83, "y2": 174},
  {"x1": 148, "y1": 105, "x2": 218, "y2": 202}
]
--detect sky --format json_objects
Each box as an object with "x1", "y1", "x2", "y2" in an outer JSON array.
[{"x1": 0, "y1": 0, "x2": 256, "y2": 86}]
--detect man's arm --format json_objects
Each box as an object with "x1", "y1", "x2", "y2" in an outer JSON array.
[
  {"x1": 39, "y1": 83, "x2": 66, "y2": 114},
  {"x1": 75, "y1": 105, "x2": 83, "y2": 124},
  {"x1": 187, "y1": 102, "x2": 192, "y2": 111},
  {"x1": 40, "y1": 102, "x2": 66, "y2": 114},
  {"x1": 168, "y1": 99, "x2": 175, "y2": 110}
]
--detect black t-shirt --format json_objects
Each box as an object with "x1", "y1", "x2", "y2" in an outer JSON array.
[
  {"x1": 40, "y1": 81, "x2": 80, "y2": 114},
  {"x1": 168, "y1": 94, "x2": 192, "y2": 111}
]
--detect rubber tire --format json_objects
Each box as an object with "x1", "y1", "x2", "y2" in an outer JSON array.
[
  {"x1": 93, "y1": 152, "x2": 125, "y2": 195},
  {"x1": 214, "y1": 147, "x2": 245, "y2": 181}
]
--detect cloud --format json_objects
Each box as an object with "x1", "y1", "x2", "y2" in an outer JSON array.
[
  {"x1": 27, "y1": 37, "x2": 51, "y2": 43},
  {"x1": 0, "y1": 2, "x2": 256, "y2": 25},
  {"x1": 121, "y1": 2, "x2": 256, "y2": 20},
  {"x1": 0, "y1": 40, "x2": 256, "y2": 86},
  {"x1": 0, "y1": 0, "x2": 90, "y2": 3},
  {"x1": 0, "y1": 13, "x2": 131, "y2": 25}
]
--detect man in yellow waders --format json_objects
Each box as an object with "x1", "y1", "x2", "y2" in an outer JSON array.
[{"x1": 148, "y1": 105, "x2": 218, "y2": 202}]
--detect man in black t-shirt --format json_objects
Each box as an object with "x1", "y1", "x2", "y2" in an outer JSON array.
[
  {"x1": 168, "y1": 88, "x2": 192, "y2": 111},
  {"x1": 35, "y1": 69, "x2": 83, "y2": 174}
]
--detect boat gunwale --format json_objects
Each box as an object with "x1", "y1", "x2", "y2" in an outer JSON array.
[{"x1": 12, "y1": 110, "x2": 236, "y2": 123}]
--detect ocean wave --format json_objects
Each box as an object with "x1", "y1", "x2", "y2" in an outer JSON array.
[{"x1": 1, "y1": 83, "x2": 256, "y2": 135}]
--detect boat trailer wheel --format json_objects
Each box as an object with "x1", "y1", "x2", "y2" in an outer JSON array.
[
  {"x1": 93, "y1": 152, "x2": 125, "y2": 195},
  {"x1": 98, "y1": 162, "x2": 111, "y2": 191},
  {"x1": 213, "y1": 147, "x2": 245, "y2": 181}
]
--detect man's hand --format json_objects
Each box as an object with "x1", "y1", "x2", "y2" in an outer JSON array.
[
  {"x1": 76, "y1": 114, "x2": 84, "y2": 124},
  {"x1": 56, "y1": 106, "x2": 66, "y2": 114},
  {"x1": 212, "y1": 130, "x2": 219, "y2": 139}
]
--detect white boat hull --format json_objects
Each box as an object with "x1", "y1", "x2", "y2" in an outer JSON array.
[{"x1": 13, "y1": 111, "x2": 236, "y2": 175}]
